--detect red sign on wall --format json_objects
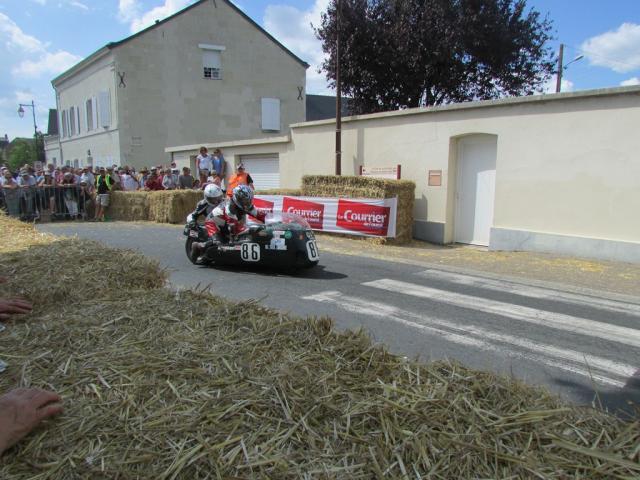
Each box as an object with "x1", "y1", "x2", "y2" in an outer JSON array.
[
  {"x1": 282, "y1": 197, "x2": 325, "y2": 230},
  {"x1": 253, "y1": 197, "x2": 274, "y2": 214},
  {"x1": 336, "y1": 199, "x2": 391, "y2": 236}
]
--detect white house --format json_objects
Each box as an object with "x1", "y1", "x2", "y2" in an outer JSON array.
[{"x1": 51, "y1": 0, "x2": 308, "y2": 169}]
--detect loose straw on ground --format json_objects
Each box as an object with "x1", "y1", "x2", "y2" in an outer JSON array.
[{"x1": 0, "y1": 214, "x2": 638, "y2": 479}]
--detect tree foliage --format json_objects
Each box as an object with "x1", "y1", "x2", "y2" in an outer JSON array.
[
  {"x1": 315, "y1": 0, "x2": 556, "y2": 114},
  {"x1": 7, "y1": 138, "x2": 37, "y2": 171}
]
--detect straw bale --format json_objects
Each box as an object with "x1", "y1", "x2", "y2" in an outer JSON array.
[
  {"x1": 109, "y1": 192, "x2": 151, "y2": 222},
  {"x1": 148, "y1": 190, "x2": 201, "y2": 224},
  {"x1": 302, "y1": 175, "x2": 416, "y2": 244},
  {"x1": 0, "y1": 214, "x2": 638, "y2": 479},
  {"x1": 255, "y1": 188, "x2": 302, "y2": 196}
]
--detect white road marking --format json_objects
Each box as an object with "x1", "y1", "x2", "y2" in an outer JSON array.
[
  {"x1": 416, "y1": 269, "x2": 640, "y2": 317},
  {"x1": 303, "y1": 291, "x2": 633, "y2": 388},
  {"x1": 363, "y1": 279, "x2": 640, "y2": 349}
]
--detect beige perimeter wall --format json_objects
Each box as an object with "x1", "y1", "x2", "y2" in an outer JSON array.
[{"x1": 168, "y1": 87, "x2": 640, "y2": 263}]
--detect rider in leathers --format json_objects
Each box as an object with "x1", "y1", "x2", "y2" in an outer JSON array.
[{"x1": 191, "y1": 185, "x2": 266, "y2": 264}]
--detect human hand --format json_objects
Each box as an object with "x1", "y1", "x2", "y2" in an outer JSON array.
[
  {"x1": 0, "y1": 388, "x2": 63, "y2": 455},
  {"x1": 0, "y1": 299, "x2": 33, "y2": 320}
]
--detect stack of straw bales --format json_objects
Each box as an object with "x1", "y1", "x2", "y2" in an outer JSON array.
[
  {"x1": 148, "y1": 190, "x2": 201, "y2": 224},
  {"x1": 302, "y1": 175, "x2": 415, "y2": 244},
  {"x1": 109, "y1": 192, "x2": 150, "y2": 221},
  {"x1": 0, "y1": 214, "x2": 639, "y2": 478},
  {"x1": 109, "y1": 190, "x2": 201, "y2": 224}
]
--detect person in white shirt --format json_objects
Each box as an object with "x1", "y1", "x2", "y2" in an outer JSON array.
[
  {"x1": 80, "y1": 167, "x2": 94, "y2": 188},
  {"x1": 196, "y1": 146, "x2": 213, "y2": 187},
  {"x1": 121, "y1": 170, "x2": 140, "y2": 191}
]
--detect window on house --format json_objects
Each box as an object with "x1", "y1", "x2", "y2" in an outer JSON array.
[
  {"x1": 98, "y1": 91, "x2": 111, "y2": 128},
  {"x1": 203, "y1": 51, "x2": 222, "y2": 80},
  {"x1": 261, "y1": 98, "x2": 281, "y2": 131},
  {"x1": 76, "y1": 106, "x2": 81, "y2": 135},
  {"x1": 86, "y1": 99, "x2": 93, "y2": 131},
  {"x1": 199, "y1": 44, "x2": 225, "y2": 80},
  {"x1": 61, "y1": 111, "x2": 67, "y2": 138},
  {"x1": 70, "y1": 107, "x2": 76, "y2": 136},
  {"x1": 92, "y1": 96, "x2": 98, "y2": 130}
]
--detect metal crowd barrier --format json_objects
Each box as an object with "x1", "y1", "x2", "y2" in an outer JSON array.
[{"x1": 0, "y1": 185, "x2": 94, "y2": 222}]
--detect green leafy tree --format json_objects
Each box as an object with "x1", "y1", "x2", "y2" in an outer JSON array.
[
  {"x1": 316, "y1": 0, "x2": 556, "y2": 114},
  {"x1": 7, "y1": 139, "x2": 36, "y2": 171}
]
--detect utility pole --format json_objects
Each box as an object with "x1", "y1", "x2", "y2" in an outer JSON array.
[
  {"x1": 556, "y1": 43, "x2": 564, "y2": 93},
  {"x1": 335, "y1": 0, "x2": 342, "y2": 176}
]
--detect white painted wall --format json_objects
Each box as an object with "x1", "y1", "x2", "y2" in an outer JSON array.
[
  {"x1": 166, "y1": 87, "x2": 640, "y2": 262},
  {"x1": 54, "y1": 51, "x2": 120, "y2": 167},
  {"x1": 43, "y1": 135, "x2": 61, "y2": 166}
]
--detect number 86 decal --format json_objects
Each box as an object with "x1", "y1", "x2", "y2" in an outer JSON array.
[
  {"x1": 241, "y1": 243, "x2": 261, "y2": 262},
  {"x1": 306, "y1": 241, "x2": 319, "y2": 261}
]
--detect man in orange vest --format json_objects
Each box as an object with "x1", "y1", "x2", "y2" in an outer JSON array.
[{"x1": 226, "y1": 163, "x2": 254, "y2": 197}]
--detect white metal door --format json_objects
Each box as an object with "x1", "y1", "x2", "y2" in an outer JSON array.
[
  {"x1": 240, "y1": 155, "x2": 280, "y2": 190},
  {"x1": 455, "y1": 136, "x2": 497, "y2": 246}
]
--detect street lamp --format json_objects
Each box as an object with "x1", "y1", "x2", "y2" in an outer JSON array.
[
  {"x1": 17, "y1": 100, "x2": 39, "y2": 164},
  {"x1": 556, "y1": 44, "x2": 584, "y2": 93}
]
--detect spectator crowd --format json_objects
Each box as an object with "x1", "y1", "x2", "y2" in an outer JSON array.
[{"x1": 0, "y1": 147, "x2": 259, "y2": 222}]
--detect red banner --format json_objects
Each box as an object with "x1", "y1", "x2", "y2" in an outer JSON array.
[
  {"x1": 254, "y1": 195, "x2": 397, "y2": 238},
  {"x1": 282, "y1": 197, "x2": 325, "y2": 230},
  {"x1": 336, "y1": 199, "x2": 391, "y2": 236},
  {"x1": 253, "y1": 197, "x2": 274, "y2": 214}
]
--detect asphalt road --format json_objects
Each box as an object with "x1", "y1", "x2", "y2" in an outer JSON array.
[{"x1": 38, "y1": 222, "x2": 640, "y2": 414}]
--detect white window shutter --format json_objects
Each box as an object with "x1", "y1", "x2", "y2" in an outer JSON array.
[
  {"x1": 261, "y1": 98, "x2": 280, "y2": 131},
  {"x1": 202, "y1": 51, "x2": 221, "y2": 69},
  {"x1": 60, "y1": 111, "x2": 66, "y2": 138},
  {"x1": 92, "y1": 96, "x2": 98, "y2": 131},
  {"x1": 70, "y1": 107, "x2": 76, "y2": 136},
  {"x1": 85, "y1": 99, "x2": 92, "y2": 131},
  {"x1": 98, "y1": 91, "x2": 111, "y2": 128}
]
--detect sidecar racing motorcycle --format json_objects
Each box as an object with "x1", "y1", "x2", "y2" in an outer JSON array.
[{"x1": 183, "y1": 212, "x2": 320, "y2": 270}]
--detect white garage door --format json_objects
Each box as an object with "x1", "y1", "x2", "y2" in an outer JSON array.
[
  {"x1": 455, "y1": 135, "x2": 497, "y2": 246},
  {"x1": 240, "y1": 155, "x2": 280, "y2": 190}
]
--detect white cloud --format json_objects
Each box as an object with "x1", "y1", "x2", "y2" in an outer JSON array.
[
  {"x1": 118, "y1": 0, "x2": 141, "y2": 23},
  {"x1": 264, "y1": 0, "x2": 332, "y2": 94},
  {"x1": 30, "y1": 0, "x2": 46, "y2": 5},
  {"x1": 119, "y1": 0, "x2": 195, "y2": 33},
  {"x1": 581, "y1": 23, "x2": 640, "y2": 73},
  {"x1": 620, "y1": 77, "x2": 639, "y2": 86},
  {"x1": 543, "y1": 75, "x2": 574, "y2": 94},
  {"x1": 68, "y1": 1, "x2": 89, "y2": 11},
  {"x1": 12, "y1": 50, "x2": 82, "y2": 78},
  {"x1": 0, "y1": 12, "x2": 46, "y2": 53}
]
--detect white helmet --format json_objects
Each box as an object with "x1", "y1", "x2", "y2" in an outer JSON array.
[{"x1": 204, "y1": 184, "x2": 223, "y2": 206}]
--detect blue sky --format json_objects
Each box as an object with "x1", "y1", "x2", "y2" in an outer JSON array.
[{"x1": 1, "y1": 0, "x2": 638, "y2": 139}]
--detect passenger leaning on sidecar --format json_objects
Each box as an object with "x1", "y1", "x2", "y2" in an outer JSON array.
[
  {"x1": 189, "y1": 184, "x2": 225, "y2": 223},
  {"x1": 191, "y1": 185, "x2": 266, "y2": 264}
]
